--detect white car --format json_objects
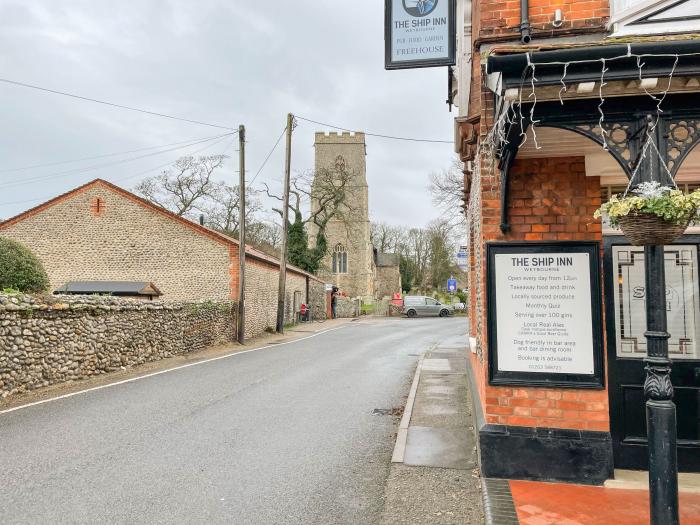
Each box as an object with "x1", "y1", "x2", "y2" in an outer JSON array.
[{"x1": 402, "y1": 296, "x2": 454, "y2": 318}]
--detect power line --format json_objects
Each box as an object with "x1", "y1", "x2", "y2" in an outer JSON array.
[
  {"x1": 0, "y1": 133, "x2": 233, "y2": 189},
  {"x1": 115, "y1": 134, "x2": 236, "y2": 183},
  {"x1": 0, "y1": 134, "x2": 234, "y2": 174},
  {"x1": 294, "y1": 115, "x2": 453, "y2": 144},
  {"x1": 0, "y1": 78, "x2": 236, "y2": 131},
  {"x1": 248, "y1": 126, "x2": 287, "y2": 187},
  {"x1": 0, "y1": 134, "x2": 234, "y2": 208}
]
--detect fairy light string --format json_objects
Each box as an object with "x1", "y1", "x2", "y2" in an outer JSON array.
[{"x1": 464, "y1": 48, "x2": 695, "y2": 358}]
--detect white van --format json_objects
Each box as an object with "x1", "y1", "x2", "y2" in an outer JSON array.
[{"x1": 402, "y1": 296, "x2": 454, "y2": 318}]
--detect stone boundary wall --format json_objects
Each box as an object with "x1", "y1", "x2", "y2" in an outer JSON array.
[
  {"x1": 335, "y1": 296, "x2": 359, "y2": 318},
  {"x1": 0, "y1": 294, "x2": 236, "y2": 399}
]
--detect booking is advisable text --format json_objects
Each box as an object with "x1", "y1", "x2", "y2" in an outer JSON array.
[{"x1": 494, "y1": 252, "x2": 595, "y2": 375}]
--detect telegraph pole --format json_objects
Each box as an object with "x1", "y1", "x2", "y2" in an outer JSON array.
[
  {"x1": 276, "y1": 113, "x2": 294, "y2": 333},
  {"x1": 237, "y1": 125, "x2": 246, "y2": 344}
]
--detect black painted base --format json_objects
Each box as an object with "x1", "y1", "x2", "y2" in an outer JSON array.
[{"x1": 478, "y1": 423, "x2": 614, "y2": 485}]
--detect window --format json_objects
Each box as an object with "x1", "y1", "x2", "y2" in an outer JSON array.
[
  {"x1": 613, "y1": 245, "x2": 700, "y2": 360},
  {"x1": 426, "y1": 298, "x2": 439, "y2": 306},
  {"x1": 332, "y1": 243, "x2": 348, "y2": 274}
]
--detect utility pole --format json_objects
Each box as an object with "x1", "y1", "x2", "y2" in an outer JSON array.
[
  {"x1": 276, "y1": 113, "x2": 294, "y2": 333},
  {"x1": 237, "y1": 125, "x2": 246, "y2": 344}
]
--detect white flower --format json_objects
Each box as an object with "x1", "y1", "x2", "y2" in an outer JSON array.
[{"x1": 632, "y1": 181, "x2": 672, "y2": 199}]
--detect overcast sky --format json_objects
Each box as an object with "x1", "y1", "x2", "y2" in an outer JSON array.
[{"x1": 0, "y1": 1, "x2": 455, "y2": 227}]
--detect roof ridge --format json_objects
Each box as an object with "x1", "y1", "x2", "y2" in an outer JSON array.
[{"x1": 0, "y1": 178, "x2": 322, "y2": 281}]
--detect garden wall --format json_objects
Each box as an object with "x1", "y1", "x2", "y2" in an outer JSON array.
[{"x1": 0, "y1": 294, "x2": 236, "y2": 398}]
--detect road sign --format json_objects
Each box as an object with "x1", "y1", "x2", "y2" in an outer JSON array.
[
  {"x1": 456, "y1": 248, "x2": 468, "y2": 270},
  {"x1": 447, "y1": 278, "x2": 457, "y2": 292}
]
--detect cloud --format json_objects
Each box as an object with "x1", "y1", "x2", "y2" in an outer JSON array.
[{"x1": 0, "y1": 0, "x2": 456, "y2": 231}]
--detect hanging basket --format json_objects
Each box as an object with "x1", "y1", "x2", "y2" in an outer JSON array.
[{"x1": 617, "y1": 211, "x2": 691, "y2": 245}]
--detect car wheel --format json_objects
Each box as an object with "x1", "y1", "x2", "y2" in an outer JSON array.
[
  {"x1": 439, "y1": 309, "x2": 449, "y2": 317},
  {"x1": 407, "y1": 309, "x2": 417, "y2": 318}
]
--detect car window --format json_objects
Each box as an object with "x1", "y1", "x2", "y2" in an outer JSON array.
[{"x1": 426, "y1": 298, "x2": 438, "y2": 305}]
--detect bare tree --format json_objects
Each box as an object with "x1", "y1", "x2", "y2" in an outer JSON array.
[
  {"x1": 247, "y1": 221, "x2": 283, "y2": 256},
  {"x1": 262, "y1": 165, "x2": 358, "y2": 273},
  {"x1": 371, "y1": 222, "x2": 404, "y2": 254},
  {"x1": 135, "y1": 155, "x2": 225, "y2": 217},
  {"x1": 429, "y1": 158, "x2": 467, "y2": 229},
  {"x1": 264, "y1": 166, "x2": 356, "y2": 231},
  {"x1": 203, "y1": 182, "x2": 261, "y2": 238}
]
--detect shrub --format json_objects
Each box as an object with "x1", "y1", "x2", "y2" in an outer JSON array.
[{"x1": 0, "y1": 238, "x2": 49, "y2": 293}]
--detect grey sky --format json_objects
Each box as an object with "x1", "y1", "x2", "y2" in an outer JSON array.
[{"x1": 0, "y1": 1, "x2": 455, "y2": 227}]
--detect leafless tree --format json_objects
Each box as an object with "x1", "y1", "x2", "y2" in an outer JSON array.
[
  {"x1": 429, "y1": 158, "x2": 467, "y2": 229},
  {"x1": 371, "y1": 222, "x2": 404, "y2": 254},
  {"x1": 262, "y1": 165, "x2": 358, "y2": 273},
  {"x1": 202, "y1": 182, "x2": 261, "y2": 238},
  {"x1": 134, "y1": 155, "x2": 225, "y2": 217},
  {"x1": 263, "y1": 166, "x2": 356, "y2": 232},
  {"x1": 247, "y1": 221, "x2": 283, "y2": 256}
]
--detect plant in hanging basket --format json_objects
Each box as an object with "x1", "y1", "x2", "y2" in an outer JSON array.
[{"x1": 594, "y1": 182, "x2": 700, "y2": 245}]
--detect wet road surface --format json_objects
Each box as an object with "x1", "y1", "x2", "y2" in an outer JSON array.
[{"x1": 0, "y1": 317, "x2": 465, "y2": 524}]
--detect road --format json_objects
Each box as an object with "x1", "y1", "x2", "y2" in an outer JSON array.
[{"x1": 0, "y1": 317, "x2": 466, "y2": 525}]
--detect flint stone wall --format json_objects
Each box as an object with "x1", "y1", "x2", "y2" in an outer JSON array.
[
  {"x1": 335, "y1": 296, "x2": 359, "y2": 318},
  {"x1": 0, "y1": 294, "x2": 236, "y2": 398}
]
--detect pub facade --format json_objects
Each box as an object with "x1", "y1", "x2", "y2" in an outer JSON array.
[{"x1": 454, "y1": 0, "x2": 700, "y2": 483}]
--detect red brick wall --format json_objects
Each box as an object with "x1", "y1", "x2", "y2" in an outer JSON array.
[
  {"x1": 480, "y1": 0, "x2": 609, "y2": 39},
  {"x1": 470, "y1": 156, "x2": 609, "y2": 432}
]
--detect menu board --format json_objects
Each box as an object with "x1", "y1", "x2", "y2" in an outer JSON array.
[{"x1": 487, "y1": 243, "x2": 604, "y2": 388}]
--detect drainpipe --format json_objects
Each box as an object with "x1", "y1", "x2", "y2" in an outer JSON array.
[{"x1": 520, "y1": 0, "x2": 531, "y2": 44}]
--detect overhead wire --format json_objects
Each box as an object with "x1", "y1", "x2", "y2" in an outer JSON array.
[
  {"x1": 0, "y1": 78, "x2": 236, "y2": 131},
  {"x1": 0, "y1": 133, "x2": 236, "y2": 174},
  {"x1": 248, "y1": 126, "x2": 287, "y2": 187},
  {"x1": 114, "y1": 133, "x2": 236, "y2": 184},
  {"x1": 0, "y1": 133, "x2": 234, "y2": 189},
  {"x1": 294, "y1": 115, "x2": 453, "y2": 144},
  {"x1": 0, "y1": 134, "x2": 234, "y2": 208}
]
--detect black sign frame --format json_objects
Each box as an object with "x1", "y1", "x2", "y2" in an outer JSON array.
[
  {"x1": 486, "y1": 242, "x2": 605, "y2": 389},
  {"x1": 384, "y1": 0, "x2": 457, "y2": 70}
]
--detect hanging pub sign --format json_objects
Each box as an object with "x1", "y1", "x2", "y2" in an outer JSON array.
[
  {"x1": 486, "y1": 242, "x2": 605, "y2": 389},
  {"x1": 384, "y1": 0, "x2": 456, "y2": 70}
]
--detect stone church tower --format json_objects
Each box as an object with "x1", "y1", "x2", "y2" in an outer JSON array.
[{"x1": 311, "y1": 132, "x2": 375, "y2": 299}]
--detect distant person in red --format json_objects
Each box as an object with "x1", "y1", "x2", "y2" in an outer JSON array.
[{"x1": 331, "y1": 286, "x2": 339, "y2": 319}]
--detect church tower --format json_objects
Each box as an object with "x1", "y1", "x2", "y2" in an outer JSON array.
[{"x1": 311, "y1": 131, "x2": 374, "y2": 299}]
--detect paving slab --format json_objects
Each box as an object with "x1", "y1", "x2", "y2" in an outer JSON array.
[
  {"x1": 404, "y1": 426, "x2": 476, "y2": 470},
  {"x1": 382, "y1": 331, "x2": 483, "y2": 524}
]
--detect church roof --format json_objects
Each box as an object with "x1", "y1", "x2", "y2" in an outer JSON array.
[{"x1": 376, "y1": 252, "x2": 399, "y2": 267}]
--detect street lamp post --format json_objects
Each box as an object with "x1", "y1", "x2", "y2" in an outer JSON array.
[{"x1": 639, "y1": 116, "x2": 679, "y2": 525}]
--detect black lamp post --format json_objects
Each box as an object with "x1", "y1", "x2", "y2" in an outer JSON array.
[{"x1": 638, "y1": 116, "x2": 680, "y2": 525}]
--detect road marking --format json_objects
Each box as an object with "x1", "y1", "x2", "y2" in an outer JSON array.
[{"x1": 0, "y1": 325, "x2": 347, "y2": 416}]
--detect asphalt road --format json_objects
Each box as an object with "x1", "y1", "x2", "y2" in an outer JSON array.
[{"x1": 0, "y1": 317, "x2": 466, "y2": 525}]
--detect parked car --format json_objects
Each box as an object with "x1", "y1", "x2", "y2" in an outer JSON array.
[{"x1": 402, "y1": 296, "x2": 454, "y2": 318}]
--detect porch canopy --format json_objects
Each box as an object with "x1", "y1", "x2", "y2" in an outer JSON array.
[{"x1": 481, "y1": 38, "x2": 700, "y2": 233}]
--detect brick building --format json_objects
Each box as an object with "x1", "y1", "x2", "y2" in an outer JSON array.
[
  {"x1": 311, "y1": 132, "x2": 401, "y2": 300},
  {"x1": 0, "y1": 179, "x2": 326, "y2": 339},
  {"x1": 453, "y1": 0, "x2": 700, "y2": 483}
]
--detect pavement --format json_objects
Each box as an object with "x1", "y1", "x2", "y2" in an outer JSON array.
[
  {"x1": 381, "y1": 332, "x2": 484, "y2": 524},
  {"x1": 0, "y1": 316, "x2": 467, "y2": 524},
  {"x1": 505, "y1": 479, "x2": 700, "y2": 525}
]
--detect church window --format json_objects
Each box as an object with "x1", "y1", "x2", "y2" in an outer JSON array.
[{"x1": 332, "y1": 243, "x2": 348, "y2": 274}]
